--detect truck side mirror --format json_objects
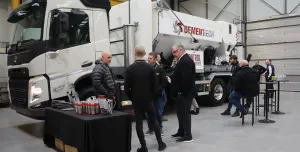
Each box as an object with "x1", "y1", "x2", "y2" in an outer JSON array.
[{"x1": 50, "y1": 11, "x2": 70, "y2": 48}]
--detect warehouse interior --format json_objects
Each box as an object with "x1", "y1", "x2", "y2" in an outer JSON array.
[{"x1": 1, "y1": 0, "x2": 300, "y2": 152}]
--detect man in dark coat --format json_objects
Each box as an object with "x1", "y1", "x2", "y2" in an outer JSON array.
[
  {"x1": 252, "y1": 60, "x2": 266, "y2": 81},
  {"x1": 221, "y1": 55, "x2": 240, "y2": 117},
  {"x1": 91, "y1": 51, "x2": 115, "y2": 99},
  {"x1": 252, "y1": 61, "x2": 266, "y2": 75},
  {"x1": 145, "y1": 52, "x2": 168, "y2": 136},
  {"x1": 124, "y1": 46, "x2": 166, "y2": 152},
  {"x1": 170, "y1": 44, "x2": 195, "y2": 143},
  {"x1": 229, "y1": 60, "x2": 260, "y2": 116}
]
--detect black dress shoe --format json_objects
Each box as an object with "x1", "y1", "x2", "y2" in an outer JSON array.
[
  {"x1": 221, "y1": 109, "x2": 231, "y2": 115},
  {"x1": 231, "y1": 111, "x2": 240, "y2": 117},
  {"x1": 158, "y1": 142, "x2": 167, "y2": 151},
  {"x1": 190, "y1": 110, "x2": 198, "y2": 115},
  {"x1": 137, "y1": 147, "x2": 148, "y2": 152},
  {"x1": 176, "y1": 136, "x2": 194, "y2": 143},
  {"x1": 171, "y1": 133, "x2": 183, "y2": 138}
]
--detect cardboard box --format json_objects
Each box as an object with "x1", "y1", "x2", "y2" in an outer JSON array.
[
  {"x1": 65, "y1": 145, "x2": 78, "y2": 152},
  {"x1": 55, "y1": 138, "x2": 64, "y2": 152}
]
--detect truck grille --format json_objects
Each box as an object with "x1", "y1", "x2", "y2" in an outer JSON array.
[{"x1": 9, "y1": 78, "x2": 29, "y2": 108}]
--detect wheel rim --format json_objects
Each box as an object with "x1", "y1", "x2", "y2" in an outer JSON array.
[{"x1": 214, "y1": 84, "x2": 223, "y2": 100}]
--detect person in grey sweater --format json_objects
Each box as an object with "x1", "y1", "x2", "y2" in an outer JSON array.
[{"x1": 91, "y1": 51, "x2": 115, "y2": 99}]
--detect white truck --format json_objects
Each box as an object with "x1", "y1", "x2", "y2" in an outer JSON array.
[
  {"x1": 0, "y1": 49, "x2": 9, "y2": 105},
  {"x1": 6, "y1": 0, "x2": 237, "y2": 119}
]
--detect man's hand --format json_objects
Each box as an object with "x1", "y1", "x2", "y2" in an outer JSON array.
[{"x1": 167, "y1": 76, "x2": 171, "y2": 83}]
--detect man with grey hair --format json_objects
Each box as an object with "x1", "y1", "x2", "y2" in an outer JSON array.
[{"x1": 170, "y1": 43, "x2": 196, "y2": 142}]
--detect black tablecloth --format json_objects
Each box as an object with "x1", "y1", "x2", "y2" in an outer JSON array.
[{"x1": 43, "y1": 108, "x2": 132, "y2": 152}]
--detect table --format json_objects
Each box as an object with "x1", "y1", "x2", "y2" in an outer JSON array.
[
  {"x1": 258, "y1": 82, "x2": 275, "y2": 124},
  {"x1": 43, "y1": 108, "x2": 132, "y2": 152},
  {"x1": 271, "y1": 80, "x2": 288, "y2": 115}
]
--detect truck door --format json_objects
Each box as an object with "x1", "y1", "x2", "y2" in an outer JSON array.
[
  {"x1": 45, "y1": 9, "x2": 95, "y2": 76},
  {"x1": 45, "y1": 9, "x2": 95, "y2": 99}
]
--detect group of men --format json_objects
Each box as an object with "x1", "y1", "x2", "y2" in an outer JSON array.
[
  {"x1": 91, "y1": 44, "x2": 197, "y2": 152},
  {"x1": 90, "y1": 44, "x2": 275, "y2": 152},
  {"x1": 221, "y1": 55, "x2": 275, "y2": 117}
]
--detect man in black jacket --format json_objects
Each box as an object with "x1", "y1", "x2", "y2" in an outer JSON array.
[
  {"x1": 124, "y1": 46, "x2": 166, "y2": 152},
  {"x1": 252, "y1": 61, "x2": 266, "y2": 81},
  {"x1": 229, "y1": 60, "x2": 260, "y2": 117},
  {"x1": 221, "y1": 55, "x2": 240, "y2": 117},
  {"x1": 253, "y1": 61, "x2": 266, "y2": 75},
  {"x1": 145, "y1": 52, "x2": 168, "y2": 136},
  {"x1": 91, "y1": 51, "x2": 115, "y2": 99},
  {"x1": 170, "y1": 44, "x2": 195, "y2": 143}
]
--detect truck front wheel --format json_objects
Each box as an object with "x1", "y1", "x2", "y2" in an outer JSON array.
[
  {"x1": 209, "y1": 78, "x2": 226, "y2": 106},
  {"x1": 78, "y1": 86, "x2": 95, "y2": 101}
]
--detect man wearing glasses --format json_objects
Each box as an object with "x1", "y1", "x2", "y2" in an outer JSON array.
[{"x1": 170, "y1": 44, "x2": 196, "y2": 143}]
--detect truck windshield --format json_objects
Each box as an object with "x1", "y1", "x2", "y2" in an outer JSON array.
[{"x1": 8, "y1": 2, "x2": 46, "y2": 45}]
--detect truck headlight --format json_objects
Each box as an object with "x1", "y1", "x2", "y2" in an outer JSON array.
[
  {"x1": 122, "y1": 100, "x2": 132, "y2": 106},
  {"x1": 30, "y1": 85, "x2": 42, "y2": 103}
]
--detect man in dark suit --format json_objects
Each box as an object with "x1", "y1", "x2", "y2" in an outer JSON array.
[
  {"x1": 124, "y1": 45, "x2": 166, "y2": 152},
  {"x1": 170, "y1": 44, "x2": 195, "y2": 143}
]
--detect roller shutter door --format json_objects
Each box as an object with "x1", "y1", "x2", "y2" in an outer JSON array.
[{"x1": 247, "y1": 16, "x2": 300, "y2": 91}]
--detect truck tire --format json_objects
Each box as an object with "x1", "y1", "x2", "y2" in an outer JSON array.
[
  {"x1": 209, "y1": 78, "x2": 226, "y2": 106},
  {"x1": 78, "y1": 86, "x2": 95, "y2": 101}
]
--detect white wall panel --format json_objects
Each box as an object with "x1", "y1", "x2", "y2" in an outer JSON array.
[
  {"x1": 247, "y1": 26, "x2": 300, "y2": 45},
  {"x1": 247, "y1": 16, "x2": 300, "y2": 30},
  {"x1": 248, "y1": 43, "x2": 300, "y2": 60}
]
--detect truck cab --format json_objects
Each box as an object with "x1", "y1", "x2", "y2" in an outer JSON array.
[{"x1": 7, "y1": 0, "x2": 111, "y2": 119}]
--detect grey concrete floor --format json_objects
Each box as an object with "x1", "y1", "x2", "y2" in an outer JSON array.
[{"x1": 0, "y1": 92, "x2": 299, "y2": 152}]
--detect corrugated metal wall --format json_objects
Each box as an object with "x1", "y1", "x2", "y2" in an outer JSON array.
[{"x1": 247, "y1": 16, "x2": 300, "y2": 91}]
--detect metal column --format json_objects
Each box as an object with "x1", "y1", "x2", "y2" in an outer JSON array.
[
  {"x1": 284, "y1": 0, "x2": 287, "y2": 14},
  {"x1": 206, "y1": 0, "x2": 208, "y2": 19},
  {"x1": 241, "y1": 0, "x2": 247, "y2": 59}
]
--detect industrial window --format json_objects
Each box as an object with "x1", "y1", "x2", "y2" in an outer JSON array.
[
  {"x1": 49, "y1": 9, "x2": 90, "y2": 49},
  {"x1": 229, "y1": 24, "x2": 232, "y2": 34}
]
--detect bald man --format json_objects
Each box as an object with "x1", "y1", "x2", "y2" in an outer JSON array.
[
  {"x1": 229, "y1": 60, "x2": 260, "y2": 117},
  {"x1": 91, "y1": 51, "x2": 116, "y2": 99}
]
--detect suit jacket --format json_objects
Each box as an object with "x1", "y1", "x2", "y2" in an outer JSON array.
[
  {"x1": 171, "y1": 54, "x2": 196, "y2": 97},
  {"x1": 124, "y1": 60, "x2": 156, "y2": 106}
]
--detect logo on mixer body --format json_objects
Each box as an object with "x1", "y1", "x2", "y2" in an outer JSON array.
[{"x1": 173, "y1": 20, "x2": 214, "y2": 38}]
